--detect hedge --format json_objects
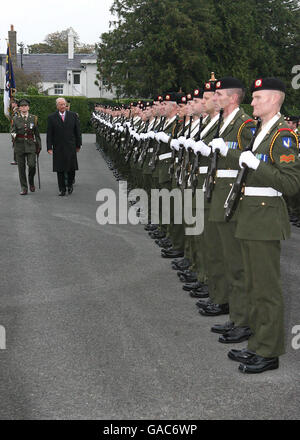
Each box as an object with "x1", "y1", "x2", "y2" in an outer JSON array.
[
  {"x1": 0, "y1": 94, "x2": 256, "y2": 134},
  {"x1": 0, "y1": 95, "x2": 120, "y2": 134}
]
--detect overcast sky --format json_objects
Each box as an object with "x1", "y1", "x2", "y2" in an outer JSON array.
[{"x1": 0, "y1": 0, "x2": 115, "y2": 53}]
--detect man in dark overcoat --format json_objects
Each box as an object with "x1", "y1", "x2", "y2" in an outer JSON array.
[{"x1": 47, "y1": 97, "x2": 82, "y2": 196}]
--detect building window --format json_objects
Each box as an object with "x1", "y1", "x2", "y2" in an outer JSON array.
[
  {"x1": 54, "y1": 84, "x2": 64, "y2": 95},
  {"x1": 73, "y1": 73, "x2": 80, "y2": 85}
]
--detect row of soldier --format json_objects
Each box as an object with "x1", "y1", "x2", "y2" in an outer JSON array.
[{"x1": 91, "y1": 74, "x2": 300, "y2": 374}]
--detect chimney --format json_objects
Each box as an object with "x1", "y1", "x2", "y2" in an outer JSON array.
[
  {"x1": 8, "y1": 25, "x2": 17, "y2": 67},
  {"x1": 68, "y1": 28, "x2": 75, "y2": 60}
]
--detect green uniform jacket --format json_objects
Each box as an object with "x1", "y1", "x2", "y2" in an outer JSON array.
[
  {"x1": 12, "y1": 113, "x2": 41, "y2": 154},
  {"x1": 157, "y1": 118, "x2": 181, "y2": 185},
  {"x1": 208, "y1": 108, "x2": 255, "y2": 222},
  {"x1": 226, "y1": 116, "x2": 300, "y2": 240}
]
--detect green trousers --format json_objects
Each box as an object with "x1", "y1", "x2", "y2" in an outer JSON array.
[
  {"x1": 206, "y1": 221, "x2": 248, "y2": 327},
  {"x1": 241, "y1": 239, "x2": 285, "y2": 358},
  {"x1": 16, "y1": 152, "x2": 36, "y2": 191}
]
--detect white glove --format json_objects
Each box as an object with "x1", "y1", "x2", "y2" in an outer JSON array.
[
  {"x1": 194, "y1": 140, "x2": 211, "y2": 156},
  {"x1": 125, "y1": 122, "x2": 131, "y2": 128},
  {"x1": 177, "y1": 136, "x2": 186, "y2": 145},
  {"x1": 170, "y1": 139, "x2": 180, "y2": 151},
  {"x1": 148, "y1": 131, "x2": 155, "y2": 139},
  {"x1": 134, "y1": 133, "x2": 140, "y2": 141},
  {"x1": 11, "y1": 133, "x2": 16, "y2": 139},
  {"x1": 119, "y1": 127, "x2": 124, "y2": 133},
  {"x1": 210, "y1": 138, "x2": 228, "y2": 157},
  {"x1": 159, "y1": 132, "x2": 170, "y2": 144},
  {"x1": 184, "y1": 138, "x2": 196, "y2": 150},
  {"x1": 239, "y1": 151, "x2": 260, "y2": 170}
]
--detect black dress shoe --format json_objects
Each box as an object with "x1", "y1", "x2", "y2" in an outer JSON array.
[
  {"x1": 161, "y1": 249, "x2": 184, "y2": 259},
  {"x1": 68, "y1": 185, "x2": 73, "y2": 194},
  {"x1": 228, "y1": 348, "x2": 256, "y2": 363},
  {"x1": 196, "y1": 298, "x2": 213, "y2": 308},
  {"x1": 172, "y1": 260, "x2": 190, "y2": 271},
  {"x1": 218, "y1": 326, "x2": 252, "y2": 343},
  {"x1": 199, "y1": 303, "x2": 229, "y2": 316},
  {"x1": 211, "y1": 321, "x2": 235, "y2": 334},
  {"x1": 20, "y1": 189, "x2": 28, "y2": 195},
  {"x1": 150, "y1": 231, "x2": 166, "y2": 239},
  {"x1": 58, "y1": 190, "x2": 66, "y2": 196},
  {"x1": 189, "y1": 286, "x2": 209, "y2": 298},
  {"x1": 239, "y1": 355, "x2": 279, "y2": 374},
  {"x1": 179, "y1": 274, "x2": 198, "y2": 283},
  {"x1": 144, "y1": 224, "x2": 158, "y2": 231},
  {"x1": 29, "y1": 185, "x2": 35, "y2": 192},
  {"x1": 182, "y1": 281, "x2": 205, "y2": 291},
  {"x1": 156, "y1": 238, "x2": 172, "y2": 248}
]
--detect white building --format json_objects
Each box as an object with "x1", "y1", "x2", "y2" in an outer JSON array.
[{"x1": 1, "y1": 27, "x2": 116, "y2": 99}]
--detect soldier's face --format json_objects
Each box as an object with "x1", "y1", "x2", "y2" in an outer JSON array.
[
  {"x1": 192, "y1": 98, "x2": 204, "y2": 115},
  {"x1": 19, "y1": 104, "x2": 29, "y2": 114},
  {"x1": 203, "y1": 92, "x2": 217, "y2": 114},
  {"x1": 213, "y1": 89, "x2": 231, "y2": 110},
  {"x1": 287, "y1": 121, "x2": 297, "y2": 130},
  {"x1": 251, "y1": 90, "x2": 274, "y2": 118}
]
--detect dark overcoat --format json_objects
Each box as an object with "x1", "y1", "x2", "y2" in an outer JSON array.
[{"x1": 46, "y1": 111, "x2": 82, "y2": 172}]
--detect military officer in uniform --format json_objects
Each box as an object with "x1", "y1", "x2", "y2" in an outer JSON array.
[
  {"x1": 11, "y1": 98, "x2": 41, "y2": 195},
  {"x1": 222, "y1": 78, "x2": 300, "y2": 373}
]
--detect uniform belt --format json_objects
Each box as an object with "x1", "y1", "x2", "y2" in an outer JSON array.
[
  {"x1": 244, "y1": 187, "x2": 282, "y2": 197},
  {"x1": 16, "y1": 134, "x2": 34, "y2": 139},
  {"x1": 159, "y1": 152, "x2": 172, "y2": 160},
  {"x1": 199, "y1": 166, "x2": 208, "y2": 174},
  {"x1": 216, "y1": 169, "x2": 238, "y2": 178}
]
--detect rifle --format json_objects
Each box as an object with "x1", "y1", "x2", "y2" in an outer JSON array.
[
  {"x1": 149, "y1": 116, "x2": 166, "y2": 171},
  {"x1": 189, "y1": 115, "x2": 204, "y2": 192},
  {"x1": 182, "y1": 116, "x2": 194, "y2": 188},
  {"x1": 133, "y1": 119, "x2": 150, "y2": 163},
  {"x1": 138, "y1": 116, "x2": 158, "y2": 166},
  {"x1": 168, "y1": 115, "x2": 181, "y2": 178},
  {"x1": 175, "y1": 116, "x2": 188, "y2": 185},
  {"x1": 204, "y1": 108, "x2": 224, "y2": 202},
  {"x1": 224, "y1": 118, "x2": 262, "y2": 222}
]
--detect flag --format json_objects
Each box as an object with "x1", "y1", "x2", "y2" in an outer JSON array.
[{"x1": 3, "y1": 43, "x2": 16, "y2": 119}]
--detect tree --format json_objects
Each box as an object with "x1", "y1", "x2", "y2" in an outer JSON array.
[
  {"x1": 14, "y1": 68, "x2": 42, "y2": 93},
  {"x1": 28, "y1": 28, "x2": 94, "y2": 54},
  {"x1": 96, "y1": 0, "x2": 300, "y2": 109}
]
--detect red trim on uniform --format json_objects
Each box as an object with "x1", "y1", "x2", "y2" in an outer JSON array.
[{"x1": 277, "y1": 128, "x2": 294, "y2": 133}]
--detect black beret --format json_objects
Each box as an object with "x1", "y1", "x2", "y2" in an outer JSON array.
[
  {"x1": 193, "y1": 88, "x2": 204, "y2": 99},
  {"x1": 285, "y1": 115, "x2": 299, "y2": 123},
  {"x1": 164, "y1": 92, "x2": 178, "y2": 102},
  {"x1": 203, "y1": 81, "x2": 216, "y2": 93},
  {"x1": 19, "y1": 98, "x2": 30, "y2": 106},
  {"x1": 250, "y1": 77, "x2": 286, "y2": 93},
  {"x1": 215, "y1": 77, "x2": 245, "y2": 90}
]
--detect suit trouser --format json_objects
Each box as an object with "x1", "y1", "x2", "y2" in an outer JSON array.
[
  {"x1": 57, "y1": 171, "x2": 75, "y2": 191},
  {"x1": 240, "y1": 239, "x2": 284, "y2": 358},
  {"x1": 16, "y1": 152, "x2": 36, "y2": 190},
  {"x1": 206, "y1": 221, "x2": 248, "y2": 327}
]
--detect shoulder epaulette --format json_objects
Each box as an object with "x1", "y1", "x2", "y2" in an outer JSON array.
[
  {"x1": 237, "y1": 118, "x2": 255, "y2": 150},
  {"x1": 269, "y1": 128, "x2": 299, "y2": 163}
]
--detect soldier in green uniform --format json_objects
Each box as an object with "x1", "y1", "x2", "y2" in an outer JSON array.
[
  {"x1": 11, "y1": 98, "x2": 41, "y2": 195},
  {"x1": 199, "y1": 78, "x2": 256, "y2": 346},
  {"x1": 222, "y1": 78, "x2": 300, "y2": 373}
]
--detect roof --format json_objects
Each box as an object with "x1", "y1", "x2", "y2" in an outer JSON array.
[{"x1": 15, "y1": 53, "x2": 97, "y2": 82}]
